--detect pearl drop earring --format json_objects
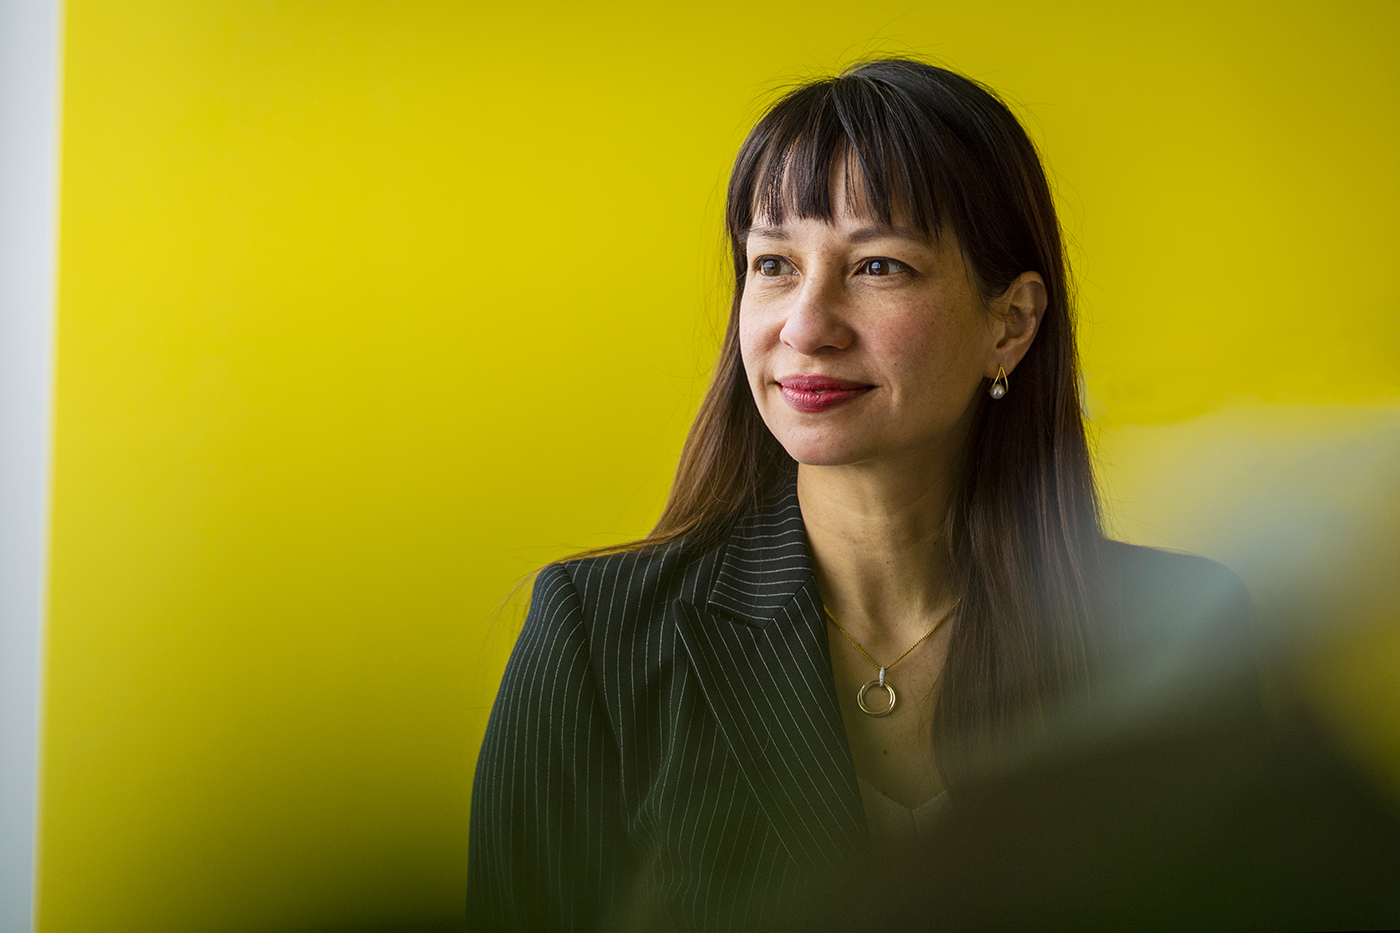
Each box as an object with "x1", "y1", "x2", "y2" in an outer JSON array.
[{"x1": 989, "y1": 366, "x2": 1009, "y2": 399}]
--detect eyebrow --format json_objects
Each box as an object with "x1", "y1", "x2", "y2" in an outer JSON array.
[
  {"x1": 744, "y1": 223, "x2": 930, "y2": 245},
  {"x1": 745, "y1": 225, "x2": 789, "y2": 241}
]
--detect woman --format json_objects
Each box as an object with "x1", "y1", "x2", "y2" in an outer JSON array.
[{"x1": 467, "y1": 58, "x2": 1253, "y2": 931}]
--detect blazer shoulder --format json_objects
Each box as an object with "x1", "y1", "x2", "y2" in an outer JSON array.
[
  {"x1": 1101, "y1": 539, "x2": 1253, "y2": 663},
  {"x1": 549, "y1": 535, "x2": 728, "y2": 637},
  {"x1": 1104, "y1": 540, "x2": 1246, "y2": 605}
]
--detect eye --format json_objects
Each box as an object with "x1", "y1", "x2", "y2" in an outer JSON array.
[
  {"x1": 857, "y1": 257, "x2": 911, "y2": 277},
  {"x1": 753, "y1": 255, "x2": 796, "y2": 277}
]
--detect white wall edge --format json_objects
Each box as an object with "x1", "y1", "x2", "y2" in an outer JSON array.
[{"x1": 0, "y1": 0, "x2": 63, "y2": 930}]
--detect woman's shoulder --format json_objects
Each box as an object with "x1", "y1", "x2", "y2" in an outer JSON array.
[
  {"x1": 1103, "y1": 539, "x2": 1247, "y2": 608},
  {"x1": 532, "y1": 533, "x2": 731, "y2": 634},
  {"x1": 1099, "y1": 539, "x2": 1254, "y2": 668}
]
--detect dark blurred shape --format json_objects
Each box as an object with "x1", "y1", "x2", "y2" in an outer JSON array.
[
  {"x1": 787, "y1": 527, "x2": 1400, "y2": 932},
  {"x1": 803, "y1": 670, "x2": 1400, "y2": 932}
]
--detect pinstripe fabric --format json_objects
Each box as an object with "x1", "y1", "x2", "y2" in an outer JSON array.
[{"x1": 467, "y1": 485, "x2": 869, "y2": 931}]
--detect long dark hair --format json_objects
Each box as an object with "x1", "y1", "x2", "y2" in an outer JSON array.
[{"x1": 633, "y1": 58, "x2": 1106, "y2": 780}]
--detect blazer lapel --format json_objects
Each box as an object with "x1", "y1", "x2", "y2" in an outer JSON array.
[{"x1": 672, "y1": 484, "x2": 868, "y2": 869}]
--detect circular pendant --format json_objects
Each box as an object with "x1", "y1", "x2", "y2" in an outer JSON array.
[{"x1": 857, "y1": 678, "x2": 897, "y2": 717}]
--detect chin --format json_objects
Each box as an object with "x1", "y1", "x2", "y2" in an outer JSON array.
[{"x1": 772, "y1": 429, "x2": 873, "y2": 468}]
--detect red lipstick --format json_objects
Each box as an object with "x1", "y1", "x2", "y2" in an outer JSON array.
[{"x1": 777, "y1": 374, "x2": 873, "y2": 413}]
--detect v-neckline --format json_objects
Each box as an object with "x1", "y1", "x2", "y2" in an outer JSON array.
[{"x1": 857, "y1": 775, "x2": 945, "y2": 814}]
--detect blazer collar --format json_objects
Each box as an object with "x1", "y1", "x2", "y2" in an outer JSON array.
[
  {"x1": 673, "y1": 480, "x2": 869, "y2": 869},
  {"x1": 706, "y1": 480, "x2": 814, "y2": 627}
]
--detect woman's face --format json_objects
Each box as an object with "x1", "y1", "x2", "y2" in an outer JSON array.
[{"x1": 739, "y1": 193, "x2": 1012, "y2": 471}]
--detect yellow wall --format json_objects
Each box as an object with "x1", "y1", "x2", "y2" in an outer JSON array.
[{"x1": 40, "y1": 1, "x2": 1399, "y2": 930}]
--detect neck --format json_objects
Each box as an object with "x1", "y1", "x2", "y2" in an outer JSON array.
[{"x1": 798, "y1": 450, "x2": 960, "y2": 646}]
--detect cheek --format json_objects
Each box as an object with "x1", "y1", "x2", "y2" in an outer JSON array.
[
  {"x1": 737, "y1": 300, "x2": 770, "y2": 380},
  {"x1": 871, "y1": 315, "x2": 948, "y2": 374},
  {"x1": 870, "y1": 305, "x2": 985, "y2": 388}
]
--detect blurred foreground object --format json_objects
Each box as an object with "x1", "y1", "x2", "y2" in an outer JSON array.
[
  {"x1": 834, "y1": 673, "x2": 1400, "y2": 931},
  {"x1": 1098, "y1": 404, "x2": 1400, "y2": 807},
  {"x1": 806, "y1": 406, "x2": 1400, "y2": 930}
]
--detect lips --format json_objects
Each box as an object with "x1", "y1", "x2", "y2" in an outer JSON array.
[{"x1": 776, "y1": 374, "x2": 874, "y2": 413}]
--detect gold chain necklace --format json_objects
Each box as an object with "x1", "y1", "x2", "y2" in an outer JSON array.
[{"x1": 824, "y1": 601, "x2": 959, "y2": 717}]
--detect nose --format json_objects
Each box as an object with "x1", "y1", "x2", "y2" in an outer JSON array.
[{"x1": 779, "y1": 271, "x2": 854, "y2": 356}]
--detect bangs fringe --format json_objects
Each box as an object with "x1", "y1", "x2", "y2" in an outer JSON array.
[{"x1": 733, "y1": 71, "x2": 982, "y2": 240}]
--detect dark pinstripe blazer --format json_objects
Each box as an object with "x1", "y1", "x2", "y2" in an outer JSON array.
[{"x1": 465, "y1": 483, "x2": 1253, "y2": 932}]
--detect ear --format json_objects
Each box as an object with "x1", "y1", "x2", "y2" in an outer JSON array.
[{"x1": 986, "y1": 271, "x2": 1047, "y2": 377}]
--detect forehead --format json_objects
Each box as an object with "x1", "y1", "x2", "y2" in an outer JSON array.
[
  {"x1": 746, "y1": 176, "x2": 936, "y2": 246},
  {"x1": 744, "y1": 217, "x2": 931, "y2": 249},
  {"x1": 748, "y1": 151, "x2": 932, "y2": 244}
]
